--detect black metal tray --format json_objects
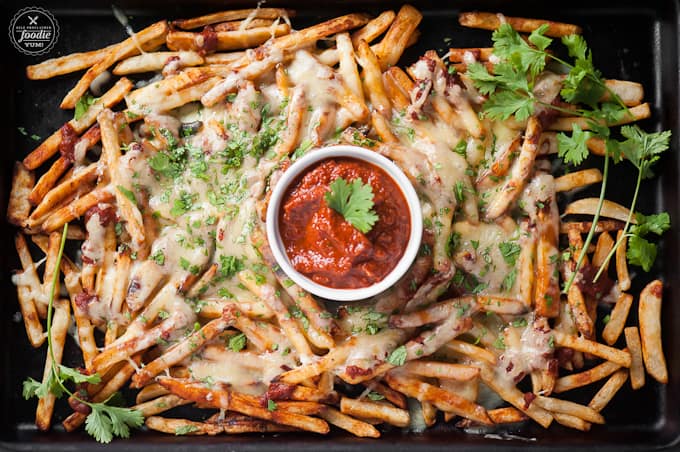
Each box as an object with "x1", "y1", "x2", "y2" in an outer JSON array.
[{"x1": 1, "y1": 0, "x2": 679, "y2": 450}]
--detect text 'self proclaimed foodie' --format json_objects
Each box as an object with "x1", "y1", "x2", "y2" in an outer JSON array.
[{"x1": 8, "y1": 5, "x2": 670, "y2": 443}]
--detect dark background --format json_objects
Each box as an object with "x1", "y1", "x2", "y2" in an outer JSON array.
[{"x1": 0, "y1": 0, "x2": 678, "y2": 450}]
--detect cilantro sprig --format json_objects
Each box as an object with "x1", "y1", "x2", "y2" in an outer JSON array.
[
  {"x1": 22, "y1": 224, "x2": 144, "y2": 443},
  {"x1": 466, "y1": 22, "x2": 672, "y2": 292},
  {"x1": 324, "y1": 177, "x2": 379, "y2": 234}
]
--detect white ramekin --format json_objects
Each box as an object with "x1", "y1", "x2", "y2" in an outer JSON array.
[{"x1": 266, "y1": 145, "x2": 422, "y2": 301}]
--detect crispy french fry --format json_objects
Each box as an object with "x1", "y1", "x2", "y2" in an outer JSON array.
[
  {"x1": 401, "y1": 361, "x2": 480, "y2": 381},
  {"x1": 549, "y1": 103, "x2": 650, "y2": 131},
  {"x1": 553, "y1": 412, "x2": 591, "y2": 431},
  {"x1": 588, "y1": 370, "x2": 628, "y2": 412},
  {"x1": 615, "y1": 230, "x2": 631, "y2": 291},
  {"x1": 624, "y1": 326, "x2": 645, "y2": 390},
  {"x1": 28, "y1": 157, "x2": 70, "y2": 206},
  {"x1": 554, "y1": 360, "x2": 622, "y2": 393},
  {"x1": 340, "y1": 397, "x2": 410, "y2": 427},
  {"x1": 565, "y1": 198, "x2": 634, "y2": 223},
  {"x1": 533, "y1": 396, "x2": 604, "y2": 424},
  {"x1": 592, "y1": 231, "x2": 614, "y2": 269},
  {"x1": 448, "y1": 48, "x2": 495, "y2": 63},
  {"x1": 602, "y1": 293, "x2": 633, "y2": 345},
  {"x1": 8, "y1": 163, "x2": 34, "y2": 227},
  {"x1": 356, "y1": 39, "x2": 391, "y2": 117},
  {"x1": 166, "y1": 25, "x2": 291, "y2": 52},
  {"x1": 459, "y1": 12, "x2": 581, "y2": 36},
  {"x1": 555, "y1": 168, "x2": 603, "y2": 192},
  {"x1": 443, "y1": 340, "x2": 497, "y2": 365},
  {"x1": 60, "y1": 21, "x2": 168, "y2": 109},
  {"x1": 638, "y1": 280, "x2": 667, "y2": 383},
  {"x1": 214, "y1": 18, "x2": 276, "y2": 32},
  {"x1": 132, "y1": 394, "x2": 192, "y2": 417},
  {"x1": 352, "y1": 10, "x2": 396, "y2": 47},
  {"x1": 35, "y1": 299, "x2": 70, "y2": 431},
  {"x1": 136, "y1": 384, "x2": 170, "y2": 404},
  {"x1": 320, "y1": 407, "x2": 380, "y2": 438},
  {"x1": 375, "y1": 5, "x2": 422, "y2": 70},
  {"x1": 146, "y1": 416, "x2": 223, "y2": 435},
  {"x1": 113, "y1": 51, "x2": 204, "y2": 75},
  {"x1": 602, "y1": 80, "x2": 644, "y2": 106},
  {"x1": 552, "y1": 331, "x2": 630, "y2": 367},
  {"x1": 567, "y1": 285, "x2": 594, "y2": 340},
  {"x1": 26, "y1": 43, "x2": 119, "y2": 80},
  {"x1": 173, "y1": 8, "x2": 291, "y2": 30}
]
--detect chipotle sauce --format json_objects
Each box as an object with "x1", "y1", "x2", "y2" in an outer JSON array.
[{"x1": 279, "y1": 157, "x2": 411, "y2": 289}]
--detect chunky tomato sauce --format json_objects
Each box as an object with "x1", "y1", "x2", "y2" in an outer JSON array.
[{"x1": 279, "y1": 157, "x2": 411, "y2": 289}]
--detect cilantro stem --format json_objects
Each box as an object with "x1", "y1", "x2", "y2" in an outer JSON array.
[
  {"x1": 46, "y1": 224, "x2": 69, "y2": 392},
  {"x1": 592, "y1": 167, "x2": 643, "y2": 282},
  {"x1": 562, "y1": 150, "x2": 610, "y2": 293}
]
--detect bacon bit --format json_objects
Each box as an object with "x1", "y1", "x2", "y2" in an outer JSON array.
[
  {"x1": 345, "y1": 365, "x2": 372, "y2": 379},
  {"x1": 58, "y1": 123, "x2": 78, "y2": 163},
  {"x1": 74, "y1": 291, "x2": 96, "y2": 313},
  {"x1": 84, "y1": 203, "x2": 116, "y2": 226},
  {"x1": 555, "y1": 347, "x2": 574, "y2": 368},
  {"x1": 69, "y1": 396, "x2": 91, "y2": 415},
  {"x1": 196, "y1": 25, "x2": 218, "y2": 55},
  {"x1": 265, "y1": 382, "x2": 296, "y2": 401},
  {"x1": 576, "y1": 263, "x2": 614, "y2": 300},
  {"x1": 547, "y1": 358, "x2": 559, "y2": 376},
  {"x1": 128, "y1": 278, "x2": 141, "y2": 294},
  {"x1": 523, "y1": 392, "x2": 536, "y2": 410}
]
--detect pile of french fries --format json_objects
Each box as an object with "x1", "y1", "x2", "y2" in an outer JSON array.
[{"x1": 9, "y1": 4, "x2": 667, "y2": 439}]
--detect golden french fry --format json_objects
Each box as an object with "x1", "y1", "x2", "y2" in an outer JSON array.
[
  {"x1": 60, "y1": 21, "x2": 168, "y2": 109},
  {"x1": 615, "y1": 230, "x2": 631, "y2": 291},
  {"x1": 565, "y1": 198, "x2": 634, "y2": 223},
  {"x1": 555, "y1": 168, "x2": 603, "y2": 193},
  {"x1": 26, "y1": 42, "x2": 119, "y2": 80},
  {"x1": 553, "y1": 412, "x2": 591, "y2": 432},
  {"x1": 567, "y1": 285, "x2": 594, "y2": 340},
  {"x1": 356, "y1": 39, "x2": 391, "y2": 117},
  {"x1": 375, "y1": 5, "x2": 422, "y2": 70},
  {"x1": 132, "y1": 394, "x2": 192, "y2": 417},
  {"x1": 549, "y1": 103, "x2": 650, "y2": 131},
  {"x1": 459, "y1": 11, "x2": 582, "y2": 36},
  {"x1": 136, "y1": 384, "x2": 170, "y2": 404},
  {"x1": 624, "y1": 326, "x2": 645, "y2": 390},
  {"x1": 638, "y1": 280, "x2": 667, "y2": 383},
  {"x1": 554, "y1": 360, "x2": 622, "y2": 393},
  {"x1": 592, "y1": 231, "x2": 614, "y2": 269},
  {"x1": 8, "y1": 162, "x2": 34, "y2": 227},
  {"x1": 401, "y1": 361, "x2": 480, "y2": 381},
  {"x1": 443, "y1": 340, "x2": 496, "y2": 365},
  {"x1": 320, "y1": 407, "x2": 380, "y2": 438},
  {"x1": 533, "y1": 396, "x2": 604, "y2": 424},
  {"x1": 172, "y1": 8, "x2": 291, "y2": 30},
  {"x1": 113, "y1": 51, "x2": 204, "y2": 75},
  {"x1": 602, "y1": 293, "x2": 633, "y2": 345},
  {"x1": 588, "y1": 370, "x2": 628, "y2": 412},
  {"x1": 552, "y1": 331, "x2": 630, "y2": 367},
  {"x1": 146, "y1": 416, "x2": 223, "y2": 436},
  {"x1": 28, "y1": 156, "x2": 71, "y2": 206},
  {"x1": 166, "y1": 25, "x2": 290, "y2": 52},
  {"x1": 602, "y1": 80, "x2": 644, "y2": 106},
  {"x1": 352, "y1": 10, "x2": 396, "y2": 46},
  {"x1": 340, "y1": 397, "x2": 410, "y2": 427}
]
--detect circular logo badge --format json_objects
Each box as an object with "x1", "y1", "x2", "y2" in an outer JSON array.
[{"x1": 8, "y1": 7, "x2": 60, "y2": 56}]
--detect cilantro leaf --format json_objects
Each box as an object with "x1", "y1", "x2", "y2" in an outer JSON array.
[
  {"x1": 228, "y1": 333, "x2": 247, "y2": 352},
  {"x1": 557, "y1": 124, "x2": 591, "y2": 166},
  {"x1": 116, "y1": 186, "x2": 137, "y2": 205},
  {"x1": 618, "y1": 126, "x2": 672, "y2": 179},
  {"x1": 482, "y1": 90, "x2": 534, "y2": 121},
  {"x1": 58, "y1": 365, "x2": 101, "y2": 384},
  {"x1": 75, "y1": 93, "x2": 97, "y2": 121},
  {"x1": 498, "y1": 241, "x2": 521, "y2": 266},
  {"x1": 267, "y1": 399, "x2": 278, "y2": 411},
  {"x1": 492, "y1": 23, "x2": 547, "y2": 77},
  {"x1": 528, "y1": 24, "x2": 553, "y2": 51},
  {"x1": 86, "y1": 404, "x2": 143, "y2": 443},
  {"x1": 386, "y1": 345, "x2": 407, "y2": 366},
  {"x1": 561, "y1": 34, "x2": 588, "y2": 61},
  {"x1": 86, "y1": 405, "x2": 113, "y2": 444},
  {"x1": 631, "y1": 212, "x2": 671, "y2": 237},
  {"x1": 467, "y1": 62, "x2": 498, "y2": 95},
  {"x1": 324, "y1": 177, "x2": 378, "y2": 233},
  {"x1": 367, "y1": 391, "x2": 385, "y2": 401},
  {"x1": 627, "y1": 235, "x2": 657, "y2": 271}
]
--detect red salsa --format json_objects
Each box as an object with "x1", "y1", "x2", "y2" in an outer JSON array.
[{"x1": 279, "y1": 157, "x2": 411, "y2": 289}]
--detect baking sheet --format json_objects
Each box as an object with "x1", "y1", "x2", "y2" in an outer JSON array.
[{"x1": 1, "y1": 0, "x2": 678, "y2": 449}]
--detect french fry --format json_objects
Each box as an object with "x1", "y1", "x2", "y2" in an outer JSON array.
[
  {"x1": 320, "y1": 407, "x2": 380, "y2": 438},
  {"x1": 166, "y1": 25, "x2": 291, "y2": 52},
  {"x1": 131, "y1": 310, "x2": 235, "y2": 388},
  {"x1": 549, "y1": 103, "x2": 650, "y2": 131},
  {"x1": 7, "y1": 163, "x2": 34, "y2": 227},
  {"x1": 28, "y1": 157, "x2": 71, "y2": 206},
  {"x1": 356, "y1": 39, "x2": 391, "y2": 117},
  {"x1": 35, "y1": 299, "x2": 70, "y2": 431},
  {"x1": 213, "y1": 18, "x2": 276, "y2": 32},
  {"x1": 485, "y1": 116, "x2": 542, "y2": 220},
  {"x1": 567, "y1": 285, "x2": 594, "y2": 339},
  {"x1": 602, "y1": 293, "x2": 633, "y2": 345},
  {"x1": 565, "y1": 198, "x2": 634, "y2": 223},
  {"x1": 26, "y1": 43, "x2": 119, "y2": 80},
  {"x1": 592, "y1": 231, "x2": 615, "y2": 269},
  {"x1": 459, "y1": 12, "x2": 582, "y2": 37},
  {"x1": 113, "y1": 51, "x2": 204, "y2": 75},
  {"x1": 172, "y1": 8, "x2": 291, "y2": 30},
  {"x1": 352, "y1": 10, "x2": 396, "y2": 46},
  {"x1": 375, "y1": 5, "x2": 422, "y2": 70},
  {"x1": 23, "y1": 77, "x2": 133, "y2": 170},
  {"x1": 336, "y1": 33, "x2": 364, "y2": 105},
  {"x1": 401, "y1": 361, "x2": 480, "y2": 381},
  {"x1": 158, "y1": 377, "x2": 330, "y2": 433},
  {"x1": 553, "y1": 412, "x2": 591, "y2": 432},
  {"x1": 555, "y1": 168, "x2": 603, "y2": 192},
  {"x1": 385, "y1": 372, "x2": 492, "y2": 425},
  {"x1": 552, "y1": 331, "x2": 630, "y2": 367},
  {"x1": 340, "y1": 397, "x2": 410, "y2": 427},
  {"x1": 615, "y1": 230, "x2": 631, "y2": 291},
  {"x1": 602, "y1": 80, "x2": 644, "y2": 106},
  {"x1": 136, "y1": 384, "x2": 170, "y2": 404},
  {"x1": 146, "y1": 416, "x2": 223, "y2": 436},
  {"x1": 554, "y1": 360, "x2": 622, "y2": 393},
  {"x1": 457, "y1": 406, "x2": 527, "y2": 427},
  {"x1": 624, "y1": 326, "x2": 645, "y2": 390},
  {"x1": 132, "y1": 394, "x2": 192, "y2": 417},
  {"x1": 448, "y1": 48, "x2": 495, "y2": 63},
  {"x1": 533, "y1": 396, "x2": 604, "y2": 424},
  {"x1": 588, "y1": 370, "x2": 628, "y2": 412},
  {"x1": 60, "y1": 21, "x2": 168, "y2": 109},
  {"x1": 443, "y1": 340, "x2": 497, "y2": 365},
  {"x1": 638, "y1": 280, "x2": 667, "y2": 383}
]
